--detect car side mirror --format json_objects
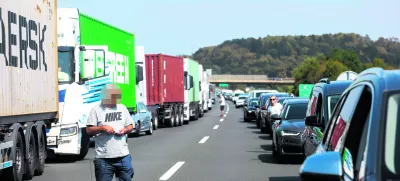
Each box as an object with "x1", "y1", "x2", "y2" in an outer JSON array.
[
  {"x1": 300, "y1": 151, "x2": 342, "y2": 181},
  {"x1": 270, "y1": 114, "x2": 281, "y2": 120},
  {"x1": 305, "y1": 115, "x2": 323, "y2": 127}
]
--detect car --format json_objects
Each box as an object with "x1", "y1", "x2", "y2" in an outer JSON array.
[
  {"x1": 243, "y1": 98, "x2": 259, "y2": 122},
  {"x1": 271, "y1": 98, "x2": 308, "y2": 162},
  {"x1": 130, "y1": 102, "x2": 153, "y2": 137},
  {"x1": 235, "y1": 94, "x2": 248, "y2": 108},
  {"x1": 255, "y1": 93, "x2": 288, "y2": 128},
  {"x1": 248, "y1": 90, "x2": 279, "y2": 99},
  {"x1": 259, "y1": 93, "x2": 290, "y2": 133},
  {"x1": 302, "y1": 78, "x2": 353, "y2": 157},
  {"x1": 300, "y1": 68, "x2": 400, "y2": 181}
]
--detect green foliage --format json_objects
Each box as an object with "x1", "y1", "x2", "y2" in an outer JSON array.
[
  {"x1": 324, "y1": 60, "x2": 349, "y2": 79},
  {"x1": 192, "y1": 33, "x2": 400, "y2": 77},
  {"x1": 292, "y1": 57, "x2": 324, "y2": 94}
]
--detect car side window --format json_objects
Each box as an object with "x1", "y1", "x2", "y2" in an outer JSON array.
[
  {"x1": 322, "y1": 93, "x2": 348, "y2": 146},
  {"x1": 340, "y1": 87, "x2": 372, "y2": 180},
  {"x1": 325, "y1": 86, "x2": 365, "y2": 152}
]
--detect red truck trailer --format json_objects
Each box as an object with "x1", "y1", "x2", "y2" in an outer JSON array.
[{"x1": 145, "y1": 54, "x2": 184, "y2": 128}]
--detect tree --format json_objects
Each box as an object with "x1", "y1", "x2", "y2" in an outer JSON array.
[
  {"x1": 292, "y1": 57, "x2": 324, "y2": 94},
  {"x1": 324, "y1": 60, "x2": 349, "y2": 79}
]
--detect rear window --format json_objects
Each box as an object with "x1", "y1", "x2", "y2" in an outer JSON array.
[
  {"x1": 235, "y1": 93, "x2": 241, "y2": 96},
  {"x1": 284, "y1": 103, "x2": 308, "y2": 120},
  {"x1": 239, "y1": 97, "x2": 246, "y2": 100},
  {"x1": 385, "y1": 93, "x2": 400, "y2": 175},
  {"x1": 250, "y1": 101, "x2": 258, "y2": 106}
]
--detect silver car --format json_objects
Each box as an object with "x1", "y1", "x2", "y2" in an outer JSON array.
[{"x1": 130, "y1": 102, "x2": 153, "y2": 137}]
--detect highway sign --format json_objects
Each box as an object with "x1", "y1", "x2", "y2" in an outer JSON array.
[{"x1": 299, "y1": 84, "x2": 314, "y2": 98}]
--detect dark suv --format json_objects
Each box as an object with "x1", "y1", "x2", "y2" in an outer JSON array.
[
  {"x1": 300, "y1": 67, "x2": 400, "y2": 181},
  {"x1": 302, "y1": 78, "x2": 353, "y2": 157}
]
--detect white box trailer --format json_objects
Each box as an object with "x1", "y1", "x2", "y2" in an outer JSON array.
[{"x1": 0, "y1": 0, "x2": 58, "y2": 180}]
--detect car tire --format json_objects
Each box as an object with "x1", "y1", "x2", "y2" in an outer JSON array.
[
  {"x1": 146, "y1": 121, "x2": 153, "y2": 135},
  {"x1": 135, "y1": 122, "x2": 141, "y2": 137}
]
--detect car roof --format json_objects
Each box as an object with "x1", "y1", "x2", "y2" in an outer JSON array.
[
  {"x1": 259, "y1": 93, "x2": 289, "y2": 98},
  {"x1": 314, "y1": 80, "x2": 353, "y2": 96},
  {"x1": 353, "y1": 67, "x2": 400, "y2": 92},
  {"x1": 283, "y1": 98, "x2": 309, "y2": 104}
]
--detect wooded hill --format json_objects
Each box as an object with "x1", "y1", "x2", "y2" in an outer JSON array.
[{"x1": 192, "y1": 33, "x2": 400, "y2": 78}]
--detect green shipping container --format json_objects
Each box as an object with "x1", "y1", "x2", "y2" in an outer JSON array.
[
  {"x1": 79, "y1": 13, "x2": 136, "y2": 111},
  {"x1": 299, "y1": 84, "x2": 315, "y2": 98},
  {"x1": 188, "y1": 58, "x2": 200, "y2": 102}
]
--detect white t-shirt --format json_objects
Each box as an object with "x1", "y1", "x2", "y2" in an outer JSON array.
[
  {"x1": 268, "y1": 103, "x2": 283, "y2": 115},
  {"x1": 220, "y1": 96, "x2": 226, "y2": 106}
]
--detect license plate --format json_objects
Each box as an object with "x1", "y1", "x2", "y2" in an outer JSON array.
[{"x1": 47, "y1": 137, "x2": 57, "y2": 146}]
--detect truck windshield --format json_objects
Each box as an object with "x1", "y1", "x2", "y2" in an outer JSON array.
[{"x1": 58, "y1": 51, "x2": 74, "y2": 84}]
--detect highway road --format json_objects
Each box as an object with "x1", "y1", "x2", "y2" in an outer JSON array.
[{"x1": 32, "y1": 102, "x2": 303, "y2": 181}]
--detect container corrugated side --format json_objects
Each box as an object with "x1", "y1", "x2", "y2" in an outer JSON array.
[
  {"x1": 145, "y1": 54, "x2": 184, "y2": 106},
  {"x1": 79, "y1": 13, "x2": 136, "y2": 111},
  {"x1": 0, "y1": 0, "x2": 58, "y2": 117}
]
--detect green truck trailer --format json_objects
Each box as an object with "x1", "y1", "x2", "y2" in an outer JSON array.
[
  {"x1": 48, "y1": 8, "x2": 136, "y2": 160},
  {"x1": 183, "y1": 58, "x2": 201, "y2": 122}
]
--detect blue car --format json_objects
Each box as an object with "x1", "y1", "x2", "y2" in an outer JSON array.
[
  {"x1": 300, "y1": 68, "x2": 400, "y2": 181},
  {"x1": 130, "y1": 102, "x2": 153, "y2": 137}
]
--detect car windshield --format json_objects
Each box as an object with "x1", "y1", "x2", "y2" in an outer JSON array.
[
  {"x1": 327, "y1": 95, "x2": 341, "y2": 119},
  {"x1": 250, "y1": 101, "x2": 258, "y2": 106},
  {"x1": 58, "y1": 51, "x2": 74, "y2": 84},
  {"x1": 284, "y1": 103, "x2": 308, "y2": 120},
  {"x1": 239, "y1": 97, "x2": 246, "y2": 100},
  {"x1": 235, "y1": 93, "x2": 241, "y2": 96},
  {"x1": 385, "y1": 93, "x2": 400, "y2": 175},
  {"x1": 256, "y1": 92, "x2": 268, "y2": 98}
]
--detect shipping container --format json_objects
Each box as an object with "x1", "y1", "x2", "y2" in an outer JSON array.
[
  {"x1": 144, "y1": 54, "x2": 185, "y2": 127},
  {"x1": 145, "y1": 54, "x2": 184, "y2": 105},
  {"x1": 79, "y1": 12, "x2": 136, "y2": 111},
  {"x1": 0, "y1": 0, "x2": 58, "y2": 180}
]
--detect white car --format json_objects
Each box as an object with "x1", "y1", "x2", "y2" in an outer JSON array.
[{"x1": 235, "y1": 95, "x2": 248, "y2": 108}]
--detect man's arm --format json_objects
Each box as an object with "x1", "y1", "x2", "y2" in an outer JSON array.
[{"x1": 115, "y1": 107, "x2": 135, "y2": 136}]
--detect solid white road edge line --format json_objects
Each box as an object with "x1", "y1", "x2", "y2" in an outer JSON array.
[
  {"x1": 199, "y1": 136, "x2": 210, "y2": 144},
  {"x1": 213, "y1": 125, "x2": 219, "y2": 129},
  {"x1": 159, "y1": 161, "x2": 185, "y2": 180},
  {"x1": 220, "y1": 119, "x2": 224, "y2": 122}
]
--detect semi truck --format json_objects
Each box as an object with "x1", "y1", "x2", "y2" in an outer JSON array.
[
  {"x1": 144, "y1": 54, "x2": 185, "y2": 127},
  {"x1": 183, "y1": 58, "x2": 201, "y2": 123},
  {"x1": 210, "y1": 84, "x2": 217, "y2": 104},
  {"x1": 48, "y1": 8, "x2": 136, "y2": 160},
  {"x1": 0, "y1": 0, "x2": 58, "y2": 180},
  {"x1": 204, "y1": 71, "x2": 212, "y2": 110}
]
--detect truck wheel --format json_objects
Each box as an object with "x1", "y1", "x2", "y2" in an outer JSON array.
[
  {"x1": 23, "y1": 129, "x2": 37, "y2": 180},
  {"x1": 153, "y1": 112, "x2": 159, "y2": 130},
  {"x1": 173, "y1": 105, "x2": 178, "y2": 127},
  {"x1": 3, "y1": 130, "x2": 25, "y2": 181},
  {"x1": 177, "y1": 106, "x2": 182, "y2": 126},
  {"x1": 180, "y1": 106, "x2": 184, "y2": 126},
  {"x1": 75, "y1": 129, "x2": 90, "y2": 161},
  {"x1": 35, "y1": 128, "x2": 46, "y2": 176},
  {"x1": 194, "y1": 107, "x2": 199, "y2": 120},
  {"x1": 168, "y1": 107, "x2": 175, "y2": 127}
]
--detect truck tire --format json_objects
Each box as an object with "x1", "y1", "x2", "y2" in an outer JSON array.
[
  {"x1": 168, "y1": 107, "x2": 174, "y2": 127},
  {"x1": 3, "y1": 130, "x2": 25, "y2": 181},
  {"x1": 193, "y1": 106, "x2": 199, "y2": 120},
  {"x1": 173, "y1": 105, "x2": 178, "y2": 127},
  {"x1": 35, "y1": 128, "x2": 46, "y2": 176},
  {"x1": 153, "y1": 112, "x2": 159, "y2": 130},
  {"x1": 23, "y1": 126, "x2": 37, "y2": 180},
  {"x1": 179, "y1": 106, "x2": 184, "y2": 126},
  {"x1": 177, "y1": 106, "x2": 182, "y2": 126},
  {"x1": 75, "y1": 129, "x2": 90, "y2": 161}
]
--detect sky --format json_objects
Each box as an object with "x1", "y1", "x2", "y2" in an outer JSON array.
[{"x1": 58, "y1": 0, "x2": 400, "y2": 56}]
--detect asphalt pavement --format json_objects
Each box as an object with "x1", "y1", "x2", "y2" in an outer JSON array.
[{"x1": 31, "y1": 102, "x2": 303, "y2": 181}]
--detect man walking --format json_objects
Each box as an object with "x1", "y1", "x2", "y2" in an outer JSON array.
[
  {"x1": 86, "y1": 84, "x2": 135, "y2": 181},
  {"x1": 218, "y1": 93, "x2": 226, "y2": 118}
]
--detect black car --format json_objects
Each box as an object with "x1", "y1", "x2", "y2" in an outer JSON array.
[
  {"x1": 243, "y1": 98, "x2": 258, "y2": 122},
  {"x1": 271, "y1": 99, "x2": 308, "y2": 162},
  {"x1": 300, "y1": 67, "x2": 400, "y2": 181},
  {"x1": 302, "y1": 79, "x2": 353, "y2": 157},
  {"x1": 255, "y1": 93, "x2": 289, "y2": 128}
]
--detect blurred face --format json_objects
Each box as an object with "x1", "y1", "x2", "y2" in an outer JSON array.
[
  {"x1": 270, "y1": 96, "x2": 278, "y2": 106},
  {"x1": 101, "y1": 84, "x2": 122, "y2": 106}
]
